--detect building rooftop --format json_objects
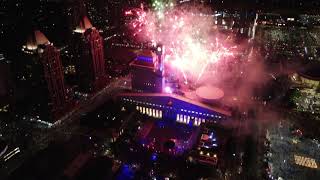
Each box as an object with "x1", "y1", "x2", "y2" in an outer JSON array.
[
  {"x1": 24, "y1": 30, "x2": 50, "y2": 50},
  {"x1": 196, "y1": 86, "x2": 224, "y2": 102},
  {"x1": 74, "y1": 16, "x2": 93, "y2": 33},
  {"x1": 130, "y1": 50, "x2": 158, "y2": 69},
  {"x1": 118, "y1": 92, "x2": 231, "y2": 116}
]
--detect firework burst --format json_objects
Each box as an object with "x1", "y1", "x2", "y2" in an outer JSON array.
[{"x1": 127, "y1": 5, "x2": 236, "y2": 84}]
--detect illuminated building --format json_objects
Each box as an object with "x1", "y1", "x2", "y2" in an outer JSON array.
[
  {"x1": 41, "y1": 44, "x2": 69, "y2": 119},
  {"x1": 294, "y1": 155, "x2": 318, "y2": 169},
  {"x1": 191, "y1": 129, "x2": 219, "y2": 166},
  {"x1": 118, "y1": 93, "x2": 231, "y2": 126},
  {"x1": 73, "y1": 16, "x2": 106, "y2": 92},
  {"x1": 131, "y1": 47, "x2": 165, "y2": 93},
  {"x1": 126, "y1": 47, "x2": 229, "y2": 122},
  {"x1": 118, "y1": 92, "x2": 230, "y2": 156},
  {"x1": 22, "y1": 30, "x2": 68, "y2": 121},
  {"x1": 118, "y1": 42, "x2": 232, "y2": 158}
]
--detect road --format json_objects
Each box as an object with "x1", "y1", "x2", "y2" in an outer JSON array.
[
  {"x1": 55, "y1": 77, "x2": 130, "y2": 125},
  {"x1": 0, "y1": 76, "x2": 131, "y2": 180}
]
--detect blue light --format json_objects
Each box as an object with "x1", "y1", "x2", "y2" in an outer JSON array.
[
  {"x1": 151, "y1": 153, "x2": 157, "y2": 161},
  {"x1": 157, "y1": 121, "x2": 165, "y2": 128},
  {"x1": 137, "y1": 56, "x2": 153, "y2": 63},
  {"x1": 188, "y1": 120, "x2": 193, "y2": 127},
  {"x1": 116, "y1": 164, "x2": 134, "y2": 180}
]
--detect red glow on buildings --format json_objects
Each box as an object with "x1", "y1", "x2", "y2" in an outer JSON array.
[
  {"x1": 41, "y1": 44, "x2": 68, "y2": 119},
  {"x1": 75, "y1": 16, "x2": 106, "y2": 92},
  {"x1": 85, "y1": 28, "x2": 106, "y2": 91}
]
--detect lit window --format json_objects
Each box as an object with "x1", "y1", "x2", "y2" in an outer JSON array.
[
  {"x1": 194, "y1": 119, "x2": 198, "y2": 126},
  {"x1": 153, "y1": 109, "x2": 156, "y2": 117},
  {"x1": 294, "y1": 155, "x2": 318, "y2": 169}
]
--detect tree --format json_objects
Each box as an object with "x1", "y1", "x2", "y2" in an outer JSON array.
[{"x1": 283, "y1": 88, "x2": 301, "y2": 108}]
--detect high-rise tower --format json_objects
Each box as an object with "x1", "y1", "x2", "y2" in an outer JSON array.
[
  {"x1": 130, "y1": 49, "x2": 165, "y2": 93},
  {"x1": 22, "y1": 30, "x2": 68, "y2": 121},
  {"x1": 40, "y1": 44, "x2": 68, "y2": 119},
  {"x1": 73, "y1": 16, "x2": 106, "y2": 92}
]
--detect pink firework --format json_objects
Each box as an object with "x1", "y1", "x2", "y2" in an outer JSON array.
[{"x1": 127, "y1": 7, "x2": 236, "y2": 83}]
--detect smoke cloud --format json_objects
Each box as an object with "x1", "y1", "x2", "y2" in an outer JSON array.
[{"x1": 127, "y1": 4, "x2": 281, "y2": 133}]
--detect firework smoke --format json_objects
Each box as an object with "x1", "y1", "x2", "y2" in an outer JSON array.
[
  {"x1": 127, "y1": 6, "x2": 236, "y2": 84},
  {"x1": 125, "y1": 4, "x2": 285, "y2": 137},
  {"x1": 127, "y1": 5, "x2": 276, "y2": 116}
]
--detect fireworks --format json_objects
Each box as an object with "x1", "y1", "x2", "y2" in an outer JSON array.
[
  {"x1": 151, "y1": 0, "x2": 175, "y2": 12},
  {"x1": 127, "y1": 6, "x2": 236, "y2": 84}
]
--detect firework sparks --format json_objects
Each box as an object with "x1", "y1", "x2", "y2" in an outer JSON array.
[
  {"x1": 127, "y1": 6, "x2": 235, "y2": 84},
  {"x1": 151, "y1": 0, "x2": 175, "y2": 12}
]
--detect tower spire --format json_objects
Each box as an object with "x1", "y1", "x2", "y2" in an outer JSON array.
[{"x1": 74, "y1": 16, "x2": 93, "y2": 33}]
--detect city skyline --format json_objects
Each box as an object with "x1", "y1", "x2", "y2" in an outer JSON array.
[{"x1": 0, "y1": 1, "x2": 320, "y2": 180}]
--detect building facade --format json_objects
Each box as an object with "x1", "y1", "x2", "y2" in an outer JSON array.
[
  {"x1": 131, "y1": 49, "x2": 164, "y2": 93},
  {"x1": 40, "y1": 44, "x2": 68, "y2": 119},
  {"x1": 118, "y1": 93, "x2": 231, "y2": 127},
  {"x1": 22, "y1": 30, "x2": 69, "y2": 121},
  {"x1": 74, "y1": 16, "x2": 106, "y2": 92}
]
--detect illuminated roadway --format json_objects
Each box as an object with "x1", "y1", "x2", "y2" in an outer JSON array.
[
  {"x1": 0, "y1": 76, "x2": 131, "y2": 179},
  {"x1": 53, "y1": 76, "x2": 131, "y2": 127}
]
